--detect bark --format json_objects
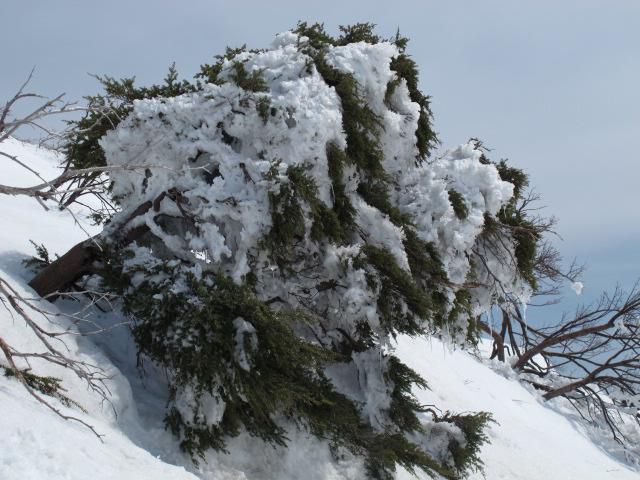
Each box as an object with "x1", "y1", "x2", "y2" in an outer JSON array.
[
  {"x1": 28, "y1": 198, "x2": 156, "y2": 298},
  {"x1": 28, "y1": 237, "x2": 100, "y2": 298},
  {"x1": 477, "y1": 318, "x2": 505, "y2": 362},
  {"x1": 512, "y1": 319, "x2": 618, "y2": 371}
]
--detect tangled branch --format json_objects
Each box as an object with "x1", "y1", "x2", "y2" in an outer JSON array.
[{"x1": 0, "y1": 276, "x2": 113, "y2": 439}]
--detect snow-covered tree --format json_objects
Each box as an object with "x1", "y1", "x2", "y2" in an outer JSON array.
[{"x1": 29, "y1": 23, "x2": 539, "y2": 478}]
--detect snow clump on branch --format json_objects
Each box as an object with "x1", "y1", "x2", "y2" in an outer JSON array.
[{"x1": 95, "y1": 27, "x2": 527, "y2": 479}]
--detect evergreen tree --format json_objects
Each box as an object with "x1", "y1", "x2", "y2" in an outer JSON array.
[{"x1": 35, "y1": 23, "x2": 541, "y2": 479}]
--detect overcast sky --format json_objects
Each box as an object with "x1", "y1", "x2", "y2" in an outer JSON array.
[{"x1": 2, "y1": 1, "x2": 639, "y2": 311}]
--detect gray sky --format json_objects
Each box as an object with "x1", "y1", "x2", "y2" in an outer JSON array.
[{"x1": 3, "y1": 0, "x2": 639, "y2": 310}]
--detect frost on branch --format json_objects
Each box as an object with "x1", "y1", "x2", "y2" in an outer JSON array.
[{"x1": 57, "y1": 23, "x2": 534, "y2": 478}]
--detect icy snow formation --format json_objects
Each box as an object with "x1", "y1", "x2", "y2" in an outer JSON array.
[
  {"x1": 97, "y1": 30, "x2": 534, "y2": 475},
  {"x1": 101, "y1": 31, "x2": 521, "y2": 326}
]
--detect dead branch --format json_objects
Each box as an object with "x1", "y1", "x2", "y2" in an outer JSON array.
[
  {"x1": 0, "y1": 275, "x2": 117, "y2": 439},
  {"x1": 473, "y1": 184, "x2": 639, "y2": 448},
  {"x1": 498, "y1": 283, "x2": 640, "y2": 444},
  {"x1": 0, "y1": 71, "x2": 121, "y2": 438}
]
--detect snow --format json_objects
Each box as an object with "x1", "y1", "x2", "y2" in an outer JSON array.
[
  {"x1": 571, "y1": 281, "x2": 584, "y2": 295},
  {"x1": 354, "y1": 196, "x2": 410, "y2": 271},
  {"x1": 0, "y1": 381, "x2": 195, "y2": 480},
  {"x1": 0, "y1": 138, "x2": 197, "y2": 480},
  {"x1": 98, "y1": 33, "x2": 522, "y2": 368},
  {"x1": 395, "y1": 336, "x2": 640, "y2": 480},
  {"x1": 396, "y1": 143, "x2": 515, "y2": 289},
  {"x1": 232, "y1": 317, "x2": 258, "y2": 371},
  {"x1": 1, "y1": 37, "x2": 639, "y2": 479}
]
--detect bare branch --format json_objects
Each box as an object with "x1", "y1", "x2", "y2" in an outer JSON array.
[{"x1": 0, "y1": 275, "x2": 119, "y2": 439}]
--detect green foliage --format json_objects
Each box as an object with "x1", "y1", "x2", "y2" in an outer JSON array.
[
  {"x1": 229, "y1": 61, "x2": 269, "y2": 93},
  {"x1": 263, "y1": 163, "x2": 354, "y2": 269},
  {"x1": 480, "y1": 156, "x2": 540, "y2": 288},
  {"x1": 263, "y1": 177, "x2": 306, "y2": 271},
  {"x1": 357, "y1": 180, "x2": 411, "y2": 226},
  {"x1": 367, "y1": 433, "x2": 455, "y2": 480},
  {"x1": 293, "y1": 22, "x2": 336, "y2": 48},
  {"x1": 325, "y1": 142, "x2": 356, "y2": 234},
  {"x1": 386, "y1": 356, "x2": 429, "y2": 433},
  {"x1": 77, "y1": 23, "x2": 497, "y2": 477},
  {"x1": 450, "y1": 290, "x2": 479, "y2": 343},
  {"x1": 482, "y1": 210, "x2": 539, "y2": 289},
  {"x1": 65, "y1": 50, "x2": 270, "y2": 177},
  {"x1": 126, "y1": 269, "x2": 335, "y2": 456},
  {"x1": 496, "y1": 159, "x2": 528, "y2": 202},
  {"x1": 196, "y1": 45, "x2": 249, "y2": 85},
  {"x1": 355, "y1": 245, "x2": 432, "y2": 336},
  {"x1": 295, "y1": 21, "x2": 385, "y2": 49},
  {"x1": 309, "y1": 204, "x2": 344, "y2": 244},
  {"x1": 69, "y1": 64, "x2": 194, "y2": 167},
  {"x1": 337, "y1": 23, "x2": 381, "y2": 45},
  {"x1": 123, "y1": 267, "x2": 455, "y2": 479},
  {"x1": 23, "y1": 240, "x2": 52, "y2": 271},
  {"x1": 256, "y1": 96, "x2": 271, "y2": 124},
  {"x1": 308, "y1": 52, "x2": 386, "y2": 179},
  {"x1": 448, "y1": 189, "x2": 469, "y2": 220},
  {"x1": 294, "y1": 22, "x2": 438, "y2": 236},
  {"x1": 511, "y1": 221, "x2": 539, "y2": 289},
  {"x1": 2, "y1": 366, "x2": 83, "y2": 411},
  {"x1": 402, "y1": 229, "x2": 447, "y2": 284},
  {"x1": 285, "y1": 164, "x2": 319, "y2": 203},
  {"x1": 390, "y1": 29, "x2": 409, "y2": 51},
  {"x1": 438, "y1": 412, "x2": 494, "y2": 477},
  {"x1": 292, "y1": 370, "x2": 453, "y2": 480},
  {"x1": 388, "y1": 42, "x2": 438, "y2": 160},
  {"x1": 495, "y1": 159, "x2": 538, "y2": 288},
  {"x1": 402, "y1": 229, "x2": 448, "y2": 320}
]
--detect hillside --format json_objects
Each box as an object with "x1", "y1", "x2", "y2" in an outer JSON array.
[{"x1": 1, "y1": 138, "x2": 638, "y2": 480}]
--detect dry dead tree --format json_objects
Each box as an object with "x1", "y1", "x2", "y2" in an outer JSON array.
[
  {"x1": 473, "y1": 191, "x2": 640, "y2": 445},
  {"x1": 510, "y1": 285, "x2": 640, "y2": 443},
  {"x1": 0, "y1": 79, "x2": 186, "y2": 434}
]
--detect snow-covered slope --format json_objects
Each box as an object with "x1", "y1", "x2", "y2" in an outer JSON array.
[
  {"x1": 396, "y1": 336, "x2": 639, "y2": 480},
  {"x1": 1, "y1": 140, "x2": 638, "y2": 480},
  {"x1": 0, "y1": 138, "x2": 197, "y2": 480}
]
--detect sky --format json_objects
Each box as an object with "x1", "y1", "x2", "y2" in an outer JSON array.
[{"x1": 2, "y1": 0, "x2": 639, "y2": 315}]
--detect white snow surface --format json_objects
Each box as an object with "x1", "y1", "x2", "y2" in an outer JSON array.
[
  {"x1": 3, "y1": 136, "x2": 640, "y2": 478},
  {"x1": 396, "y1": 336, "x2": 640, "y2": 480},
  {"x1": 0, "y1": 138, "x2": 197, "y2": 480}
]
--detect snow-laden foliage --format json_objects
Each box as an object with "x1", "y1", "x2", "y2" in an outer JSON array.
[
  {"x1": 89, "y1": 24, "x2": 533, "y2": 479},
  {"x1": 4, "y1": 137, "x2": 640, "y2": 480}
]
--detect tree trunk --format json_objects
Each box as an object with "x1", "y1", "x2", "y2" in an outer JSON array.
[
  {"x1": 28, "y1": 237, "x2": 99, "y2": 298},
  {"x1": 28, "y1": 198, "x2": 156, "y2": 298}
]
